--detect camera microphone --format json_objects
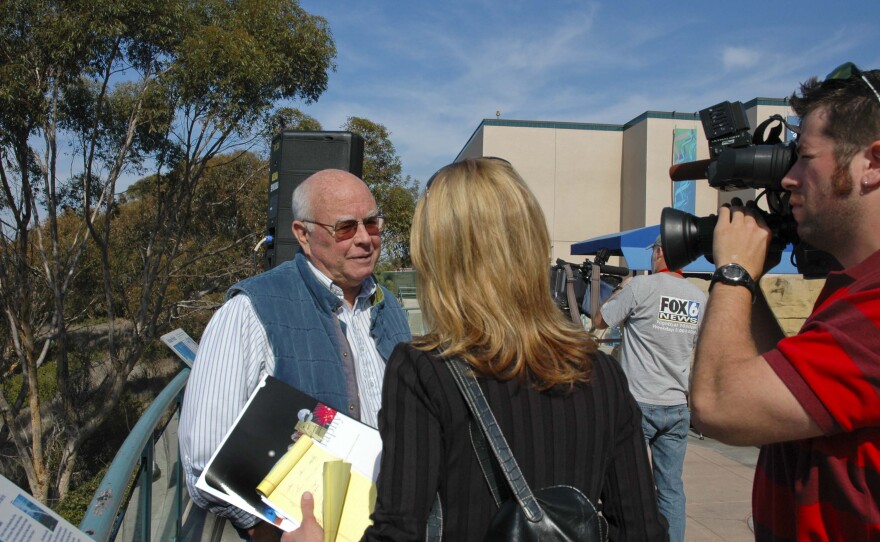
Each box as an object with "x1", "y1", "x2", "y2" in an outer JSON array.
[{"x1": 668, "y1": 159, "x2": 712, "y2": 182}]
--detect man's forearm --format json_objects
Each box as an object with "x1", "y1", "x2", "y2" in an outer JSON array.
[
  {"x1": 690, "y1": 201, "x2": 823, "y2": 445},
  {"x1": 690, "y1": 284, "x2": 783, "y2": 438},
  {"x1": 749, "y1": 287, "x2": 787, "y2": 351},
  {"x1": 183, "y1": 467, "x2": 261, "y2": 530},
  {"x1": 695, "y1": 283, "x2": 759, "y2": 362},
  {"x1": 592, "y1": 283, "x2": 625, "y2": 329},
  {"x1": 592, "y1": 307, "x2": 608, "y2": 329}
]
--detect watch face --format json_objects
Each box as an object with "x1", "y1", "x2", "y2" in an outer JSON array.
[
  {"x1": 722, "y1": 265, "x2": 746, "y2": 281},
  {"x1": 712, "y1": 264, "x2": 755, "y2": 297}
]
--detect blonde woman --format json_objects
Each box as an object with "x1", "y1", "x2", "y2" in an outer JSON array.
[{"x1": 286, "y1": 158, "x2": 667, "y2": 541}]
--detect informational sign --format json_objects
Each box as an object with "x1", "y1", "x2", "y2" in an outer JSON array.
[
  {"x1": 0, "y1": 474, "x2": 94, "y2": 542},
  {"x1": 160, "y1": 328, "x2": 199, "y2": 367}
]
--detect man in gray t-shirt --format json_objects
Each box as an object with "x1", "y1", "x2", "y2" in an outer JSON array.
[{"x1": 594, "y1": 235, "x2": 706, "y2": 542}]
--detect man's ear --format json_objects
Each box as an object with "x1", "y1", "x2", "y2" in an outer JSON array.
[
  {"x1": 865, "y1": 139, "x2": 880, "y2": 187},
  {"x1": 292, "y1": 221, "x2": 311, "y2": 252},
  {"x1": 659, "y1": 248, "x2": 671, "y2": 269}
]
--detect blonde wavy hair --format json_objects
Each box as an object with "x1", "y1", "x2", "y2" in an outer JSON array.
[{"x1": 411, "y1": 158, "x2": 597, "y2": 389}]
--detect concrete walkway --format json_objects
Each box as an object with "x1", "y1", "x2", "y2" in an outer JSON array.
[{"x1": 684, "y1": 432, "x2": 759, "y2": 541}]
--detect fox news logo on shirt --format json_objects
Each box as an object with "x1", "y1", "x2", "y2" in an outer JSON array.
[{"x1": 657, "y1": 296, "x2": 701, "y2": 325}]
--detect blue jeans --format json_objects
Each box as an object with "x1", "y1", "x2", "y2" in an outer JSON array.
[{"x1": 638, "y1": 402, "x2": 689, "y2": 542}]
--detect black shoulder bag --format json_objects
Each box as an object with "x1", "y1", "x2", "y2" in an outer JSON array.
[{"x1": 443, "y1": 357, "x2": 608, "y2": 542}]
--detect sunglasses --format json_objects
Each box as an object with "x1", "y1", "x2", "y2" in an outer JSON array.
[
  {"x1": 300, "y1": 215, "x2": 385, "y2": 241},
  {"x1": 301, "y1": 215, "x2": 385, "y2": 241},
  {"x1": 825, "y1": 62, "x2": 880, "y2": 105}
]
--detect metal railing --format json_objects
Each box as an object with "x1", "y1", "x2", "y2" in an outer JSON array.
[
  {"x1": 396, "y1": 286, "x2": 417, "y2": 300},
  {"x1": 402, "y1": 307, "x2": 425, "y2": 336},
  {"x1": 79, "y1": 368, "x2": 190, "y2": 542}
]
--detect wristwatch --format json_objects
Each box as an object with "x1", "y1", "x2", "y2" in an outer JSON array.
[{"x1": 710, "y1": 263, "x2": 757, "y2": 300}]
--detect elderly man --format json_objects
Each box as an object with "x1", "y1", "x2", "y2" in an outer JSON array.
[
  {"x1": 690, "y1": 64, "x2": 880, "y2": 540},
  {"x1": 179, "y1": 169, "x2": 411, "y2": 541}
]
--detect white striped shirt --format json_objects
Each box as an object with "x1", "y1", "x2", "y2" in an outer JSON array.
[
  {"x1": 306, "y1": 260, "x2": 385, "y2": 428},
  {"x1": 178, "y1": 264, "x2": 385, "y2": 528}
]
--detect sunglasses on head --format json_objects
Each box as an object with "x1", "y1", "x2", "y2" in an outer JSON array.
[
  {"x1": 825, "y1": 62, "x2": 880, "y2": 105},
  {"x1": 301, "y1": 215, "x2": 385, "y2": 241}
]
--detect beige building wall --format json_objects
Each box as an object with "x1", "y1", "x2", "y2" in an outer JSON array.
[
  {"x1": 456, "y1": 99, "x2": 794, "y2": 264},
  {"x1": 620, "y1": 120, "x2": 647, "y2": 233},
  {"x1": 459, "y1": 122, "x2": 623, "y2": 262}
]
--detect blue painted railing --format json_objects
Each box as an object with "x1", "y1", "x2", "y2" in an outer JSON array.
[{"x1": 79, "y1": 368, "x2": 190, "y2": 541}]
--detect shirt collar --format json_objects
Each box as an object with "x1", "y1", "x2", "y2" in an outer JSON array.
[{"x1": 305, "y1": 259, "x2": 377, "y2": 304}]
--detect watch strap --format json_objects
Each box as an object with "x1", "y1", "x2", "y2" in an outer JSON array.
[{"x1": 710, "y1": 264, "x2": 757, "y2": 301}]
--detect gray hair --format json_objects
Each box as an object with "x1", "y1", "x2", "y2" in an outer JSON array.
[{"x1": 291, "y1": 180, "x2": 314, "y2": 231}]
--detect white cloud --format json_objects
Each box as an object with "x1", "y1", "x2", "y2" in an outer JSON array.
[{"x1": 722, "y1": 47, "x2": 762, "y2": 70}]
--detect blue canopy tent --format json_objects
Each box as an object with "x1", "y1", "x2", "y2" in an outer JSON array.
[{"x1": 570, "y1": 224, "x2": 799, "y2": 274}]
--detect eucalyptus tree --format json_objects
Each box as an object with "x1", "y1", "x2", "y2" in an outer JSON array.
[{"x1": 0, "y1": 0, "x2": 334, "y2": 502}]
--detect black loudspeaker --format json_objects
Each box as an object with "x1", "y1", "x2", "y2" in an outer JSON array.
[{"x1": 265, "y1": 131, "x2": 365, "y2": 268}]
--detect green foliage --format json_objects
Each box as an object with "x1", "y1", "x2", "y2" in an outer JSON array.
[
  {"x1": 0, "y1": 0, "x2": 419, "y2": 518},
  {"x1": 379, "y1": 176, "x2": 419, "y2": 267},
  {"x1": 1, "y1": 359, "x2": 59, "y2": 406},
  {"x1": 342, "y1": 117, "x2": 402, "y2": 189},
  {"x1": 107, "y1": 150, "x2": 269, "y2": 327},
  {"x1": 54, "y1": 377, "x2": 163, "y2": 525},
  {"x1": 168, "y1": 0, "x2": 335, "y2": 131},
  {"x1": 0, "y1": 0, "x2": 336, "y2": 505},
  {"x1": 263, "y1": 107, "x2": 323, "y2": 145},
  {"x1": 54, "y1": 467, "x2": 103, "y2": 526}
]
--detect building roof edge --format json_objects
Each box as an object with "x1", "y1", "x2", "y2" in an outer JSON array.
[{"x1": 453, "y1": 97, "x2": 788, "y2": 160}]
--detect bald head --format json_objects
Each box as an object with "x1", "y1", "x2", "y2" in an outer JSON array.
[{"x1": 292, "y1": 169, "x2": 374, "y2": 222}]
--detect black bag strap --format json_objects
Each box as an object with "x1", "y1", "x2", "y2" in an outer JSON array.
[
  {"x1": 425, "y1": 495, "x2": 443, "y2": 542},
  {"x1": 468, "y1": 418, "x2": 506, "y2": 506},
  {"x1": 446, "y1": 357, "x2": 544, "y2": 522}
]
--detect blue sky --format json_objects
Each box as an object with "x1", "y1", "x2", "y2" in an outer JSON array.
[{"x1": 295, "y1": 0, "x2": 880, "y2": 186}]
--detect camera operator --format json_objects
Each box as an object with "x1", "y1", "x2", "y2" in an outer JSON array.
[{"x1": 690, "y1": 63, "x2": 880, "y2": 540}]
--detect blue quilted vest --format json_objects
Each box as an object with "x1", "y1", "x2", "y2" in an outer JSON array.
[{"x1": 226, "y1": 253, "x2": 411, "y2": 414}]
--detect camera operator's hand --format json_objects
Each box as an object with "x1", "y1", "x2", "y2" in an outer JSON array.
[{"x1": 713, "y1": 198, "x2": 773, "y2": 280}]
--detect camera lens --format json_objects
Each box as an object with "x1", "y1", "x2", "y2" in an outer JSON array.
[{"x1": 660, "y1": 208, "x2": 718, "y2": 271}]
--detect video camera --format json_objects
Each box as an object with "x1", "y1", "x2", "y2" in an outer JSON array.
[
  {"x1": 550, "y1": 248, "x2": 630, "y2": 321},
  {"x1": 661, "y1": 100, "x2": 840, "y2": 278}
]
